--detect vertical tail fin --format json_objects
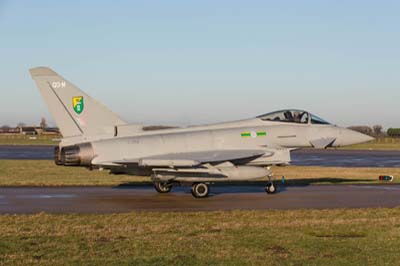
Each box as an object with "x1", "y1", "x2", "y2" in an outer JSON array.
[{"x1": 29, "y1": 67, "x2": 130, "y2": 138}]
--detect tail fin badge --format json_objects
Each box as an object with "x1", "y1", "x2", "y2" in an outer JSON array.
[{"x1": 72, "y1": 96, "x2": 84, "y2": 115}]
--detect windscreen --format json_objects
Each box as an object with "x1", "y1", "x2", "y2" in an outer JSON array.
[
  {"x1": 310, "y1": 114, "x2": 330, "y2": 125},
  {"x1": 257, "y1": 110, "x2": 309, "y2": 124}
]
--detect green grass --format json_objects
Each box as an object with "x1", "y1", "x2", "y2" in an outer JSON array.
[
  {"x1": 0, "y1": 160, "x2": 148, "y2": 186},
  {"x1": 0, "y1": 160, "x2": 399, "y2": 265},
  {"x1": 343, "y1": 137, "x2": 400, "y2": 150},
  {"x1": 0, "y1": 135, "x2": 60, "y2": 145},
  {"x1": 0, "y1": 208, "x2": 399, "y2": 265},
  {"x1": 0, "y1": 160, "x2": 399, "y2": 186}
]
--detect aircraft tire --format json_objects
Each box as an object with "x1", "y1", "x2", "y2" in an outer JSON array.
[
  {"x1": 265, "y1": 183, "x2": 277, "y2": 194},
  {"x1": 154, "y1": 182, "x2": 172, "y2": 193},
  {"x1": 191, "y1": 183, "x2": 209, "y2": 198}
]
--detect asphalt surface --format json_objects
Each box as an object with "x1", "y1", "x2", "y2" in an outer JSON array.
[
  {"x1": 1, "y1": 184, "x2": 400, "y2": 214},
  {"x1": 292, "y1": 149, "x2": 400, "y2": 167},
  {"x1": 1, "y1": 145, "x2": 400, "y2": 167},
  {"x1": 0, "y1": 145, "x2": 53, "y2": 160}
]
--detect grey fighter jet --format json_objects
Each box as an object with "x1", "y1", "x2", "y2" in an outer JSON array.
[{"x1": 30, "y1": 67, "x2": 373, "y2": 198}]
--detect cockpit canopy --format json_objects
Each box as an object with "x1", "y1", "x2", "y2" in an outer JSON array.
[{"x1": 257, "y1": 109, "x2": 331, "y2": 125}]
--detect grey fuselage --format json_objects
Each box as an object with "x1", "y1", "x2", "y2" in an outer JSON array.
[{"x1": 82, "y1": 117, "x2": 370, "y2": 169}]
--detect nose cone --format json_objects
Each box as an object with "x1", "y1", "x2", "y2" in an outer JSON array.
[{"x1": 335, "y1": 129, "x2": 374, "y2": 147}]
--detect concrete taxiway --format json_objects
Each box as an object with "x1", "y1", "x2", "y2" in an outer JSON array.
[{"x1": 1, "y1": 185, "x2": 400, "y2": 214}]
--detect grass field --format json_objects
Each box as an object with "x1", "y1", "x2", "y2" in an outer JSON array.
[
  {"x1": 341, "y1": 137, "x2": 400, "y2": 150},
  {"x1": 0, "y1": 160, "x2": 147, "y2": 186},
  {"x1": 0, "y1": 208, "x2": 399, "y2": 265},
  {"x1": 0, "y1": 160, "x2": 398, "y2": 186},
  {"x1": 0, "y1": 159, "x2": 399, "y2": 265}
]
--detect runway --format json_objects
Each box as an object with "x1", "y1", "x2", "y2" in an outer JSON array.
[
  {"x1": 0, "y1": 145, "x2": 53, "y2": 160},
  {"x1": 1, "y1": 145, "x2": 399, "y2": 167},
  {"x1": 291, "y1": 149, "x2": 400, "y2": 167},
  {"x1": 1, "y1": 184, "x2": 400, "y2": 214}
]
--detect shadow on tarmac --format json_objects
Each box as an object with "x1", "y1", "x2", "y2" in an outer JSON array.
[{"x1": 112, "y1": 177, "x2": 374, "y2": 196}]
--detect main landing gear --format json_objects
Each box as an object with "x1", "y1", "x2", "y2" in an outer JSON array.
[
  {"x1": 153, "y1": 181, "x2": 210, "y2": 198},
  {"x1": 154, "y1": 182, "x2": 172, "y2": 193},
  {"x1": 154, "y1": 181, "x2": 274, "y2": 197},
  {"x1": 191, "y1": 183, "x2": 210, "y2": 198},
  {"x1": 154, "y1": 179, "x2": 275, "y2": 198}
]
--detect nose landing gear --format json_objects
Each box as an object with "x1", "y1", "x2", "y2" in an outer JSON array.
[
  {"x1": 265, "y1": 183, "x2": 276, "y2": 194},
  {"x1": 265, "y1": 174, "x2": 277, "y2": 194}
]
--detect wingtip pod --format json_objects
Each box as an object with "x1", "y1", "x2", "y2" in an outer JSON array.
[{"x1": 29, "y1": 67, "x2": 58, "y2": 77}]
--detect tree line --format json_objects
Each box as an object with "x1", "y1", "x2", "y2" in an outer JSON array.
[{"x1": 347, "y1": 125, "x2": 400, "y2": 137}]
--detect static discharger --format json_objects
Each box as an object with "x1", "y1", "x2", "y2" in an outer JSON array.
[{"x1": 379, "y1": 175, "x2": 394, "y2": 182}]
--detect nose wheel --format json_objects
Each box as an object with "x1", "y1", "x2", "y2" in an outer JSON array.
[
  {"x1": 265, "y1": 183, "x2": 276, "y2": 194},
  {"x1": 191, "y1": 183, "x2": 210, "y2": 198},
  {"x1": 265, "y1": 174, "x2": 277, "y2": 194}
]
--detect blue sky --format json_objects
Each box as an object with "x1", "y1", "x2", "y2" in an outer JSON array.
[{"x1": 0, "y1": 0, "x2": 399, "y2": 128}]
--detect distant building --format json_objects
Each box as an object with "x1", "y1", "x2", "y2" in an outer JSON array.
[
  {"x1": 19, "y1": 127, "x2": 39, "y2": 136},
  {"x1": 0, "y1": 125, "x2": 60, "y2": 136},
  {"x1": 41, "y1": 127, "x2": 60, "y2": 135},
  {"x1": 0, "y1": 127, "x2": 20, "y2": 134}
]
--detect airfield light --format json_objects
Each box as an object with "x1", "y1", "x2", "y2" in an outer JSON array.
[{"x1": 379, "y1": 175, "x2": 394, "y2": 182}]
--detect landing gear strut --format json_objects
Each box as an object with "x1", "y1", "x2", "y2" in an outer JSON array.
[
  {"x1": 265, "y1": 175, "x2": 277, "y2": 194},
  {"x1": 154, "y1": 182, "x2": 172, "y2": 193},
  {"x1": 191, "y1": 183, "x2": 209, "y2": 198}
]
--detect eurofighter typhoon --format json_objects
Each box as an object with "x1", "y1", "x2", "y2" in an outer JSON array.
[{"x1": 30, "y1": 67, "x2": 373, "y2": 198}]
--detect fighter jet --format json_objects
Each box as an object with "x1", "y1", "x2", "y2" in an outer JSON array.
[{"x1": 30, "y1": 67, "x2": 373, "y2": 198}]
